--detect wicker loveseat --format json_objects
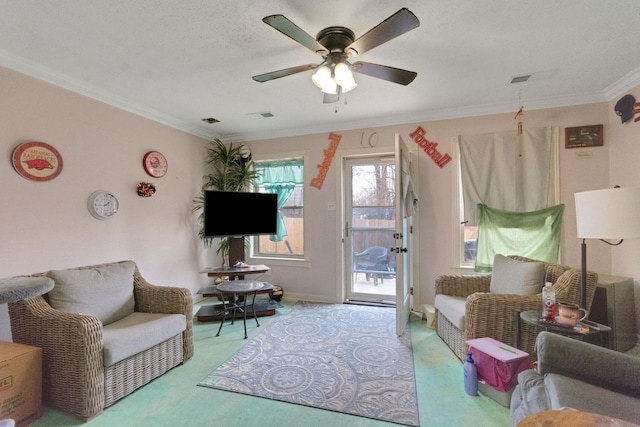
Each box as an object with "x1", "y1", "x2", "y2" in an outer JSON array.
[
  {"x1": 434, "y1": 256, "x2": 598, "y2": 361},
  {"x1": 8, "y1": 260, "x2": 193, "y2": 421}
]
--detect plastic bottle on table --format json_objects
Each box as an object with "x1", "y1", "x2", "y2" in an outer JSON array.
[
  {"x1": 542, "y1": 282, "x2": 556, "y2": 322},
  {"x1": 464, "y1": 352, "x2": 478, "y2": 396}
]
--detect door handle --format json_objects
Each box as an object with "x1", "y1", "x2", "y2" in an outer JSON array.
[{"x1": 390, "y1": 247, "x2": 408, "y2": 253}]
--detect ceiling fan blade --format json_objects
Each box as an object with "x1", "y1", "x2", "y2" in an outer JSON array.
[
  {"x1": 345, "y1": 8, "x2": 419, "y2": 57},
  {"x1": 252, "y1": 64, "x2": 318, "y2": 82},
  {"x1": 352, "y1": 61, "x2": 417, "y2": 85},
  {"x1": 263, "y1": 15, "x2": 329, "y2": 55}
]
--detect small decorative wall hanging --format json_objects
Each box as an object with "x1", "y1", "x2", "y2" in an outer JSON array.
[
  {"x1": 360, "y1": 131, "x2": 379, "y2": 148},
  {"x1": 409, "y1": 126, "x2": 452, "y2": 169},
  {"x1": 12, "y1": 141, "x2": 63, "y2": 182},
  {"x1": 137, "y1": 182, "x2": 156, "y2": 197},
  {"x1": 614, "y1": 94, "x2": 640, "y2": 123},
  {"x1": 143, "y1": 151, "x2": 168, "y2": 178},
  {"x1": 310, "y1": 132, "x2": 341, "y2": 189},
  {"x1": 565, "y1": 125, "x2": 604, "y2": 148}
]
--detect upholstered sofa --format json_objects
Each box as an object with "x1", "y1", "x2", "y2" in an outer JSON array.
[
  {"x1": 8, "y1": 260, "x2": 193, "y2": 421},
  {"x1": 434, "y1": 255, "x2": 598, "y2": 361},
  {"x1": 510, "y1": 331, "x2": 640, "y2": 426}
]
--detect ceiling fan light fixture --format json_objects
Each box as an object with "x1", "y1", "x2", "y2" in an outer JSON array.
[
  {"x1": 334, "y1": 62, "x2": 357, "y2": 93},
  {"x1": 312, "y1": 65, "x2": 332, "y2": 89},
  {"x1": 321, "y1": 77, "x2": 338, "y2": 94}
]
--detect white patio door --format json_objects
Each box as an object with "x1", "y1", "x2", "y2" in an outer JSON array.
[
  {"x1": 394, "y1": 134, "x2": 413, "y2": 336},
  {"x1": 344, "y1": 156, "x2": 396, "y2": 304}
]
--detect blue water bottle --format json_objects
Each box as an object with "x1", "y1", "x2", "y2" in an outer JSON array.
[{"x1": 464, "y1": 352, "x2": 478, "y2": 396}]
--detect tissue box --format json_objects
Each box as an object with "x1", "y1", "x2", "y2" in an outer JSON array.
[
  {"x1": 0, "y1": 341, "x2": 42, "y2": 426},
  {"x1": 467, "y1": 337, "x2": 529, "y2": 407}
]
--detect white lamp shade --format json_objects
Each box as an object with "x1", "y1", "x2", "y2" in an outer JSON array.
[
  {"x1": 339, "y1": 75, "x2": 358, "y2": 93},
  {"x1": 321, "y1": 77, "x2": 338, "y2": 94},
  {"x1": 575, "y1": 187, "x2": 640, "y2": 239},
  {"x1": 334, "y1": 62, "x2": 357, "y2": 93},
  {"x1": 311, "y1": 65, "x2": 331, "y2": 89},
  {"x1": 334, "y1": 62, "x2": 351, "y2": 83}
]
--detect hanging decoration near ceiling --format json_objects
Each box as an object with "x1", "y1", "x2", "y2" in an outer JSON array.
[
  {"x1": 614, "y1": 94, "x2": 640, "y2": 123},
  {"x1": 514, "y1": 106, "x2": 524, "y2": 136},
  {"x1": 514, "y1": 90, "x2": 525, "y2": 135},
  {"x1": 310, "y1": 133, "x2": 342, "y2": 190},
  {"x1": 12, "y1": 141, "x2": 63, "y2": 182},
  {"x1": 409, "y1": 126, "x2": 452, "y2": 169}
]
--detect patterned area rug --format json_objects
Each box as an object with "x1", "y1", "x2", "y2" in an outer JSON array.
[{"x1": 199, "y1": 301, "x2": 419, "y2": 426}]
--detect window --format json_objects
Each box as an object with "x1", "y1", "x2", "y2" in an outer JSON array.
[
  {"x1": 455, "y1": 127, "x2": 560, "y2": 269},
  {"x1": 251, "y1": 156, "x2": 305, "y2": 260}
]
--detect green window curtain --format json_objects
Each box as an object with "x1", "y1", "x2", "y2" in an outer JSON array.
[
  {"x1": 474, "y1": 203, "x2": 564, "y2": 271},
  {"x1": 255, "y1": 159, "x2": 304, "y2": 242}
]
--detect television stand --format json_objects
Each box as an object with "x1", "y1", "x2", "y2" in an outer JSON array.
[
  {"x1": 197, "y1": 264, "x2": 278, "y2": 322},
  {"x1": 200, "y1": 264, "x2": 270, "y2": 280}
]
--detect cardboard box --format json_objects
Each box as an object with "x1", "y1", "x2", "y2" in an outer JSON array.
[{"x1": 0, "y1": 341, "x2": 42, "y2": 426}]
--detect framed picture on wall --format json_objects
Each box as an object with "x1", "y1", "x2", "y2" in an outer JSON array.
[{"x1": 565, "y1": 124, "x2": 603, "y2": 148}]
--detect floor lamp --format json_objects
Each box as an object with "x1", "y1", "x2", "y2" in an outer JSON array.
[{"x1": 574, "y1": 187, "x2": 640, "y2": 310}]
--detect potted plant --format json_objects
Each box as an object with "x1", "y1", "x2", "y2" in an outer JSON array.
[{"x1": 193, "y1": 138, "x2": 259, "y2": 266}]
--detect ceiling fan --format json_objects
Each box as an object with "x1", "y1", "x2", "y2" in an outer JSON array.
[{"x1": 252, "y1": 8, "x2": 420, "y2": 103}]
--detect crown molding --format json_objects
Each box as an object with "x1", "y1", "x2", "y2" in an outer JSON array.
[{"x1": 4, "y1": 48, "x2": 638, "y2": 144}]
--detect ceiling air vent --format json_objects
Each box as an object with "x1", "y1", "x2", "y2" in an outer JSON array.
[
  {"x1": 510, "y1": 75, "x2": 531, "y2": 84},
  {"x1": 247, "y1": 112, "x2": 274, "y2": 120},
  {"x1": 201, "y1": 117, "x2": 220, "y2": 124}
]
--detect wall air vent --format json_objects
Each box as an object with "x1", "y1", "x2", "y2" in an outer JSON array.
[{"x1": 201, "y1": 117, "x2": 220, "y2": 124}]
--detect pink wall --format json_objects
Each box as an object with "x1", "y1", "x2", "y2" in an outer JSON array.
[
  {"x1": 0, "y1": 66, "x2": 214, "y2": 340},
  {"x1": 608, "y1": 86, "x2": 640, "y2": 333},
  {"x1": 2, "y1": 63, "x2": 636, "y2": 341},
  {"x1": 245, "y1": 102, "x2": 612, "y2": 307}
]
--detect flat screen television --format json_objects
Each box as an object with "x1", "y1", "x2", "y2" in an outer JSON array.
[{"x1": 203, "y1": 190, "x2": 278, "y2": 237}]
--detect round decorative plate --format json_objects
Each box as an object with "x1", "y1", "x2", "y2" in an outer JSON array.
[
  {"x1": 12, "y1": 141, "x2": 63, "y2": 182},
  {"x1": 143, "y1": 151, "x2": 168, "y2": 178}
]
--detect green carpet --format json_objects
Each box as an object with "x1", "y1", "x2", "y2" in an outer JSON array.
[{"x1": 31, "y1": 299, "x2": 510, "y2": 426}]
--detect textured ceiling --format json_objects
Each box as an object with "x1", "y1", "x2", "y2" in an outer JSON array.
[{"x1": 1, "y1": 1, "x2": 640, "y2": 142}]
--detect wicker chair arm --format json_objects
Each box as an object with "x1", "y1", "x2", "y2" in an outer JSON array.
[
  {"x1": 8, "y1": 296, "x2": 105, "y2": 418},
  {"x1": 435, "y1": 274, "x2": 491, "y2": 298},
  {"x1": 464, "y1": 292, "x2": 543, "y2": 352},
  {"x1": 133, "y1": 272, "x2": 194, "y2": 360},
  {"x1": 133, "y1": 277, "x2": 193, "y2": 315}
]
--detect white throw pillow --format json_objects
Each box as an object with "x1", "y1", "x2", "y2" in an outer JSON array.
[
  {"x1": 47, "y1": 261, "x2": 136, "y2": 325},
  {"x1": 490, "y1": 254, "x2": 545, "y2": 295}
]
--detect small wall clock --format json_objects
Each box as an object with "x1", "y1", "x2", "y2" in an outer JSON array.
[
  {"x1": 143, "y1": 151, "x2": 168, "y2": 178},
  {"x1": 87, "y1": 191, "x2": 119, "y2": 220}
]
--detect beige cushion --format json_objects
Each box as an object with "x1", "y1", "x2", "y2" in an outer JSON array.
[
  {"x1": 102, "y1": 312, "x2": 186, "y2": 366},
  {"x1": 490, "y1": 254, "x2": 545, "y2": 295},
  {"x1": 47, "y1": 261, "x2": 136, "y2": 325},
  {"x1": 434, "y1": 294, "x2": 466, "y2": 329}
]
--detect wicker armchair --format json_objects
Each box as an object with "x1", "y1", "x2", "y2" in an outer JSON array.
[
  {"x1": 8, "y1": 261, "x2": 193, "y2": 421},
  {"x1": 434, "y1": 256, "x2": 598, "y2": 361}
]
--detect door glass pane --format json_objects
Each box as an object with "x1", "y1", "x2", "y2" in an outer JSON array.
[{"x1": 350, "y1": 163, "x2": 395, "y2": 298}]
